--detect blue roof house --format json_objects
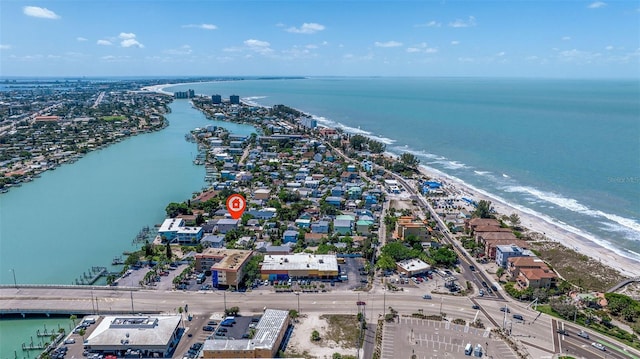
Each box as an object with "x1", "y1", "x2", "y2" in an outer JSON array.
[
  {"x1": 283, "y1": 230, "x2": 299, "y2": 244},
  {"x1": 334, "y1": 219, "x2": 353, "y2": 235},
  {"x1": 311, "y1": 220, "x2": 330, "y2": 234},
  {"x1": 325, "y1": 196, "x2": 344, "y2": 208}
]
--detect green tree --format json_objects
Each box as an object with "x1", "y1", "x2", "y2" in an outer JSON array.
[
  {"x1": 508, "y1": 213, "x2": 521, "y2": 228},
  {"x1": 400, "y1": 153, "x2": 420, "y2": 168},
  {"x1": 195, "y1": 213, "x2": 205, "y2": 225},
  {"x1": 225, "y1": 306, "x2": 240, "y2": 316},
  {"x1": 311, "y1": 329, "x2": 321, "y2": 341},
  {"x1": 349, "y1": 134, "x2": 367, "y2": 151},
  {"x1": 429, "y1": 247, "x2": 458, "y2": 267},
  {"x1": 165, "y1": 242, "x2": 173, "y2": 259},
  {"x1": 165, "y1": 202, "x2": 191, "y2": 217},
  {"x1": 473, "y1": 200, "x2": 493, "y2": 219},
  {"x1": 368, "y1": 140, "x2": 386, "y2": 154}
]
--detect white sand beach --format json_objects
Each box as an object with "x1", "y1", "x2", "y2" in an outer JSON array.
[
  {"x1": 140, "y1": 84, "x2": 174, "y2": 96},
  {"x1": 414, "y1": 164, "x2": 640, "y2": 279}
]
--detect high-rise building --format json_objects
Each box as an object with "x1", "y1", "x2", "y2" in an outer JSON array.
[
  {"x1": 211, "y1": 94, "x2": 222, "y2": 104},
  {"x1": 230, "y1": 95, "x2": 240, "y2": 104}
]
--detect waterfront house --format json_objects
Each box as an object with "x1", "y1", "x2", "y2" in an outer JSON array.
[
  {"x1": 176, "y1": 226, "x2": 204, "y2": 244},
  {"x1": 158, "y1": 218, "x2": 185, "y2": 242}
]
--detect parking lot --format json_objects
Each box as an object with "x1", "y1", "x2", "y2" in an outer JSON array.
[{"x1": 381, "y1": 317, "x2": 518, "y2": 359}]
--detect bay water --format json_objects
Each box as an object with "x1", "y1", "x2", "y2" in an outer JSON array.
[
  {"x1": 0, "y1": 100, "x2": 255, "y2": 355},
  {"x1": 168, "y1": 77, "x2": 640, "y2": 261}
]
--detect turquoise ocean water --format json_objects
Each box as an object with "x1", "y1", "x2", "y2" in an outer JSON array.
[{"x1": 168, "y1": 78, "x2": 640, "y2": 262}]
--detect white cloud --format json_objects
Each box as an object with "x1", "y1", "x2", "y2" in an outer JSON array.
[
  {"x1": 244, "y1": 39, "x2": 273, "y2": 55},
  {"x1": 588, "y1": 1, "x2": 606, "y2": 8},
  {"x1": 97, "y1": 40, "x2": 112, "y2": 46},
  {"x1": 562, "y1": 36, "x2": 571, "y2": 41},
  {"x1": 451, "y1": 40, "x2": 460, "y2": 45},
  {"x1": 449, "y1": 16, "x2": 476, "y2": 28},
  {"x1": 406, "y1": 42, "x2": 438, "y2": 54},
  {"x1": 415, "y1": 20, "x2": 441, "y2": 28},
  {"x1": 23, "y1": 6, "x2": 60, "y2": 19},
  {"x1": 496, "y1": 51, "x2": 506, "y2": 57},
  {"x1": 119, "y1": 33, "x2": 144, "y2": 48},
  {"x1": 286, "y1": 23, "x2": 325, "y2": 34},
  {"x1": 374, "y1": 41, "x2": 403, "y2": 48},
  {"x1": 0, "y1": 44, "x2": 11, "y2": 50},
  {"x1": 164, "y1": 45, "x2": 192, "y2": 55},
  {"x1": 119, "y1": 33, "x2": 136, "y2": 40},
  {"x1": 121, "y1": 39, "x2": 144, "y2": 48},
  {"x1": 245, "y1": 39, "x2": 270, "y2": 48},
  {"x1": 605, "y1": 45, "x2": 614, "y2": 50},
  {"x1": 182, "y1": 23, "x2": 217, "y2": 30},
  {"x1": 76, "y1": 37, "x2": 88, "y2": 42},
  {"x1": 558, "y1": 49, "x2": 602, "y2": 63}
]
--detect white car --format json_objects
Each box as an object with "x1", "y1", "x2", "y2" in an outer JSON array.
[
  {"x1": 63, "y1": 338, "x2": 75, "y2": 344},
  {"x1": 591, "y1": 342, "x2": 606, "y2": 351}
]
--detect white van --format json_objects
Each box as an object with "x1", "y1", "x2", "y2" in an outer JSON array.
[{"x1": 464, "y1": 343, "x2": 473, "y2": 355}]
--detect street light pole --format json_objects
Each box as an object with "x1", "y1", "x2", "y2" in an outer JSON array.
[
  {"x1": 9, "y1": 269, "x2": 17, "y2": 288},
  {"x1": 296, "y1": 293, "x2": 300, "y2": 314}
]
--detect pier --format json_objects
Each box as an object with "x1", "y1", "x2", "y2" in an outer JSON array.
[{"x1": 73, "y1": 267, "x2": 118, "y2": 286}]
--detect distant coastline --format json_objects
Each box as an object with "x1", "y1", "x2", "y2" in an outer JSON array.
[{"x1": 150, "y1": 80, "x2": 640, "y2": 279}]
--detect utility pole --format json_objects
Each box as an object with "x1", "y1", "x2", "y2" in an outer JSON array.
[
  {"x1": 91, "y1": 290, "x2": 95, "y2": 314},
  {"x1": 9, "y1": 269, "x2": 17, "y2": 288},
  {"x1": 130, "y1": 291, "x2": 134, "y2": 314},
  {"x1": 224, "y1": 291, "x2": 227, "y2": 311}
]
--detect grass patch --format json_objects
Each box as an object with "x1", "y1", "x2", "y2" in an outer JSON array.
[
  {"x1": 320, "y1": 314, "x2": 360, "y2": 348},
  {"x1": 529, "y1": 241, "x2": 625, "y2": 291},
  {"x1": 102, "y1": 115, "x2": 126, "y2": 121}
]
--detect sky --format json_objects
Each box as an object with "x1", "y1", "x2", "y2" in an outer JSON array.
[{"x1": 1, "y1": 0, "x2": 639, "y2": 78}]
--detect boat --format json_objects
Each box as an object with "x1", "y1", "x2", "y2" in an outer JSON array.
[{"x1": 112, "y1": 256, "x2": 124, "y2": 265}]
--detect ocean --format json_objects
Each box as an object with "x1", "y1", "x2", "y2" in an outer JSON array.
[{"x1": 166, "y1": 77, "x2": 640, "y2": 262}]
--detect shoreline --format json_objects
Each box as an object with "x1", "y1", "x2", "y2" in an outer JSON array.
[
  {"x1": 409, "y1": 162, "x2": 640, "y2": 279},
  {"x1": 144, "y1": 80, "x2": 640, "y2": 279}
]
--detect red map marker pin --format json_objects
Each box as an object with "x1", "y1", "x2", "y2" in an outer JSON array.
[{"x1": 226, "y1": 194, "x2": 246, "y2": 219}]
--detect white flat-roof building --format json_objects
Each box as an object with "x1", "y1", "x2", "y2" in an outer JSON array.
[
  {"x1": 158, "y1": 218, "x2": 184, "y2": 241},
  {"x1": 84, "y1": 315, "x2": 181, "y2": 357},
  {"x1": 396, "y1": 258, "x2": 431, "y2": 276},
  {"x1": 260, "y1": 254, "x2": 339, "y2": 280},
  {"x1": 203, "y1": 309, "x2": 290, "y2": 358}
]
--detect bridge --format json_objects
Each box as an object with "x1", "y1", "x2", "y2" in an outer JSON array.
[{"x1": 608, "y1": 276, "x2": 640, "y2": 293}]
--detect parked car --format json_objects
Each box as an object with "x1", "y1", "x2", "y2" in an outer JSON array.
[
  {"x1": 591, "y1": 342, "x2": 606, "y2": 351},
  {"x1": 202, "y1": 326, "x2": 215, "y2": 331},
  {"x1": 63, "y1": 338, "x2": 76, "y2": 344},
  {"x1": 207, "y1": 320, "x2": 217, "y2": 326},
  {"x1": 577, "y1": 330, "x2": 589, "y2": 339}
]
